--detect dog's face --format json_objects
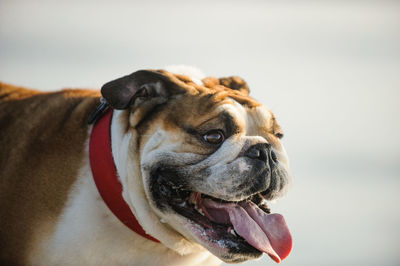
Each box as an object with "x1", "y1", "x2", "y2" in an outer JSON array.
[{"x1": 102, "y1": 70, "x2": 292, "y2": 263}]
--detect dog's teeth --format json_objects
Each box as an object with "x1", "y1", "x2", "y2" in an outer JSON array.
[
  {"x1": 178, "y1": 201, "x2": 187, "y2": 207},
  {"x1": 194, "y1": 204, "x2": 204, "y2": 216},
  {"x1": 230, "y1": 228, "x2": 237, "y2": 237}
]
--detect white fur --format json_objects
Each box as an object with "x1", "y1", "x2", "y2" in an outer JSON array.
[
  {"x1": 164, "y1": 65, "x2": 205, "y2": 85},
  {"x1": 30, "y1": 120, "x2": 220, "y2": 266}
]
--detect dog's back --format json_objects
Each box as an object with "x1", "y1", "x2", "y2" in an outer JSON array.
[{"x1": 0, "y1": 83, "x2": 100, "y2": 265}]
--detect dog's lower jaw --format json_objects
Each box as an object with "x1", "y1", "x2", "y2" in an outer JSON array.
[{"x1": 28, "y1": 158, "x2": 221, "y2": 266}]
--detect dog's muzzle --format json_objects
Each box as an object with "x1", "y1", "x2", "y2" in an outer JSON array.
[{"x1": 245, "y1": 143, "x2": 278, "y2": 165}]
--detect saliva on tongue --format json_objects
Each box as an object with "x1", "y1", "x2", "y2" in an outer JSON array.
[{"x1": 201, "y1": 198, "x2": 292, "y2": 263}]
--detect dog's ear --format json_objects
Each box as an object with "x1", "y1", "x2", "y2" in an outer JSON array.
[
  {"x1": 219, "y1": 76, "x2": 250, "y2": 95},
  {"x1": 101, "y1": 70, "x2": 184, "y2": 110}
]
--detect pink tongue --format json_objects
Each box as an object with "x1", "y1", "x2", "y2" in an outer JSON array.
[{"x1": 202, "y1": 199, "x2": 292, "y2": 263}]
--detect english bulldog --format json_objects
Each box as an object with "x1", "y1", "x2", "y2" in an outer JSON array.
[{"x1": 0, "y1": 67, "x2": 292, "y2": 266}]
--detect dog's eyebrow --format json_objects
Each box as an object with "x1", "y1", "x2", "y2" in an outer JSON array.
[
  {"x1": 220, "y1": 112, "x2": 241, "y2": 137},
  {"x1": 203, "y1": 111, "x2": 241, "y2": 137},
  {"x1": 185, "y1": 111, "x2": 241, "y2": 139},
  {"x1": 194, "y1": 115, "x2": 221, "y2": 128}
]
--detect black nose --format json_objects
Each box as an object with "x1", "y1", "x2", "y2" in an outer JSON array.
[{"x1": 245, "y1": 143, "x2": 278, "y2": 164}]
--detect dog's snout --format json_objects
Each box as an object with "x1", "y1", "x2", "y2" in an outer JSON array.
[{"x1": 245, "y1": 143, "x2": 271, "y2": 162}]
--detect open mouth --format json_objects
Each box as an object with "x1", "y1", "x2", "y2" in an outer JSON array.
[{"x1": 151, "y1": 170, "x2": 292, "y2": 263}]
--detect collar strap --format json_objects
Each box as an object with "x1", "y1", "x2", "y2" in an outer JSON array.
[{"x1": 89, "y1": 108, "x2": 160, "y2": 243}]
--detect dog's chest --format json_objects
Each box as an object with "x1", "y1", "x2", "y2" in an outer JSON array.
[{"x1": 29, "y1": 161, "x2": 219, "y2": 266}]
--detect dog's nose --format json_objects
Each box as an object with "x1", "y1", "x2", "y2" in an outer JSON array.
[{"x1": 245, "y1": 143, "x2": 277, "y2": 164}]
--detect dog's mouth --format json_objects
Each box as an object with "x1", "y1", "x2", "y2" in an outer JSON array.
[{"x1": 151, "y1": 171, "x2": 292, "y2": 263}]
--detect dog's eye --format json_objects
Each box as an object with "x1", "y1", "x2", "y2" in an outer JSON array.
[{"x1": 203, "y1": 130, "x2": 225, "y2": 145}]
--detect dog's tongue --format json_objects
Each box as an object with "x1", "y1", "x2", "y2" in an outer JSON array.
[{"x1": 201, "y1": 199, "x2": 292, "y2": 263}]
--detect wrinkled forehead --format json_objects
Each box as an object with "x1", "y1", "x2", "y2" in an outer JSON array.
[
  {"x1": 216, "y1": 100, "x2": 276, "y2": 137},
  {"x1": 148, "y1": 71, "x2": 283, "y2": 138},
  {"x1": 165, "y1": 92, "x2": 278, "y2": 137}
]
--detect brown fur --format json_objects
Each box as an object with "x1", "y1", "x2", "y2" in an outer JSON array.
[
  {"x1": 0, "y1": 82, "x2": 100, "y2": 265},
  {"x1": 154, "y1": 70, "x2": 260, "y2": 108}
]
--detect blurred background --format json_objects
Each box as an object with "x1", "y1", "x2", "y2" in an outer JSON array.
[{"x1": 1, "y1": 0, "x2": 399, "y2": 265}]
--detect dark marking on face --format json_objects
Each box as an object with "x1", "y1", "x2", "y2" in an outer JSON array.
[
  {"x1": 220, "y1": 112, "x2": 241, "y2": 137},
  {"x1": 218, "y1": 76, "x2": 250, "y2": 95},
  {"x1": 149, "y1": 165, "x2": 191, "y2": 211}
]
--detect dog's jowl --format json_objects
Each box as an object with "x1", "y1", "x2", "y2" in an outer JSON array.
[{"x1": 0, "y1": 67, "x2": 292, "y2": 265}]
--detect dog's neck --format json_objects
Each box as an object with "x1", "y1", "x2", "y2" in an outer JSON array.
[
  {"x1": 89, "y1": 108, "x2": 159, "y2": 243},
  {"x1": 109, "y1": 109, "x2": 206, "y2": 255}
]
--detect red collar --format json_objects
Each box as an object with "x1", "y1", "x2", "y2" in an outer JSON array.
[{"x1": 89, "y1": 108, "x2": 160, "y2": 243}]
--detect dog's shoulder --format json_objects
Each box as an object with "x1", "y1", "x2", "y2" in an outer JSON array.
[{"x1": 0, "y1": 82, "x2": 101, "y2": 264}]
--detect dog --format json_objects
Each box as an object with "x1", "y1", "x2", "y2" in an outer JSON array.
[{"x1": 0, "y1": 67, "x2": 292, "y2": 266}]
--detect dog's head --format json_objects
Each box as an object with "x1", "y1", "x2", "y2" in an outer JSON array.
[{"x1": 101, "y1": 69, "x2": 292, "y2": 263}]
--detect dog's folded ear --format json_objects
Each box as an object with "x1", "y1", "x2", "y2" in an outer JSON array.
[
  {"x1": 218, "y1": 76, "x2": 250, "y2": 95},
  {"x1": 101, "y1": 70, "x2": 184, "y2": 110}
]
